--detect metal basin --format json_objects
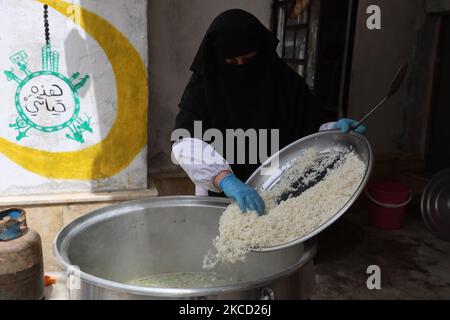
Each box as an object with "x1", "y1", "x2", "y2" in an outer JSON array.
[
  {"x1": 247, "y1": 130, "x2": 373, "y2": 252},
  {"x1": 421, "y1": 168, "x2": 450, "y2": 241},
  {"x1": 54, "y1": 196, "x2": 317, "y2": 300}
]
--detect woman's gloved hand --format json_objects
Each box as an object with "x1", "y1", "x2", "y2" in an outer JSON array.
[
  {"x1": 334, "y1": 118, "x2": 367, "y2": 134},
  {"x1": 219, "y1": 173, "x2": 265, "y2": 216}
]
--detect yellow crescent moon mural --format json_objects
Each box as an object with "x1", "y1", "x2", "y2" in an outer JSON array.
[{"x1": 0, "y1": 0, "x2": 148, "y2": 180}]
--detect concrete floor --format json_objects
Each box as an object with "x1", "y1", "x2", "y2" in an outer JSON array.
[{"x1": 312, "y1": 207, "x2": 450, "y2": 299}]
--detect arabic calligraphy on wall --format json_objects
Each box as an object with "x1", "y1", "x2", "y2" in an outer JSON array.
[{"x1": 6, "y1": 46, "x2": 92, "y2": 143}]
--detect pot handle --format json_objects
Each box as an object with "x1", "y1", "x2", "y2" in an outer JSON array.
[{"x1": 258, "y1": 238, "x2": 317, "y2": 300}]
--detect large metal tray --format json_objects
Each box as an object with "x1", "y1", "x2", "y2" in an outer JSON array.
[{"x1": 246, "y1": 130, "x2": 373, "y2": 252}]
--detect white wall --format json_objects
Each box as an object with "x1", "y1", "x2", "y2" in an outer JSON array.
[
  {"x1": 347, "y1": 0, "x2": 425, "y2": 154},
  {"x1": 0, "y1": 0, "x2": 148, "y2": 196},
  {"x1": 148, "y1": 0, "x2": 272, "y2": 173}
]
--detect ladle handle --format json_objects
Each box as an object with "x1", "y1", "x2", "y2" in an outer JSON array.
[
  {"x1": 352, "y1": 97, "x2": 388, "y2": 131},
  {"x1": 351, "y1": 63, "x2": 408, "y2": 132}
]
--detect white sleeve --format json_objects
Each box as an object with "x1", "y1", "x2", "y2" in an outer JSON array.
[
  {"x1": 172, "y1": 138, "x2": 232, "y2": 193},
  {"x1": 195, "y1": 185, "x2": 209, "y2": 196},
  {"x1": 319, "y1": 122, "x2": 336, "y2": 131}
]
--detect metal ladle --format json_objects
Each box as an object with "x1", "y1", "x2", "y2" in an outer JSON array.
[{"x1": 352, "y1": 63, "x2": 409, "y2": 131}]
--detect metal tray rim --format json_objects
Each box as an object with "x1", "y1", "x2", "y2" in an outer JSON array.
[{"x1": 246, "y1": 130, "x2": 374, "y2": 252}]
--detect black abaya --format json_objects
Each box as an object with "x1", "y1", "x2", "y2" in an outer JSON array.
[{"x1": 174, "y1": 9, "x2": 325, "y2": 184}]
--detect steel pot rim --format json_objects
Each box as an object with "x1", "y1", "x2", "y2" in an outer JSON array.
[{"x1": 53, "y1": 196, "x2": 317, "y2": 298}]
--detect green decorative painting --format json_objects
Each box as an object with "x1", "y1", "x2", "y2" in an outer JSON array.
[{"x1": 4, "y1": 45, "x2": 92, "y2": 143}]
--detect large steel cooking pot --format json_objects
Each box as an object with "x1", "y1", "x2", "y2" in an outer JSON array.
[{"x1": 54, "y1": 196, "x2": 317, "y2": 300}]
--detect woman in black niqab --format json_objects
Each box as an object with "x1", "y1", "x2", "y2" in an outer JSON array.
[{"x1": 174, "y1": 9, "x2": 325, "y2": 186}]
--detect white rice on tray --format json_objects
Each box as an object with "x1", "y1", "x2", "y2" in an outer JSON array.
[{"x1": 203, "y1": 148, "x2": 366, "y2": 270}]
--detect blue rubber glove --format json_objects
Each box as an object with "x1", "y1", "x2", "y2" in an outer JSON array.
[
  {"x1": 219, "y1": 174, "x2": 265, "y2": 216},
  {"x1": 334, "y1": 118, "x2": 367, "y2": 134}
]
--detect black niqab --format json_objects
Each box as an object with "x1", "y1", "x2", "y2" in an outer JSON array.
[{"x1": 174, "y1": 9, "x2": 325, "y2": 185}]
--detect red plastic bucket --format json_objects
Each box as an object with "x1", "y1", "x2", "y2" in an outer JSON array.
[{"x1": 366, "y1": 181, "x2": 412, "y2": 230}]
